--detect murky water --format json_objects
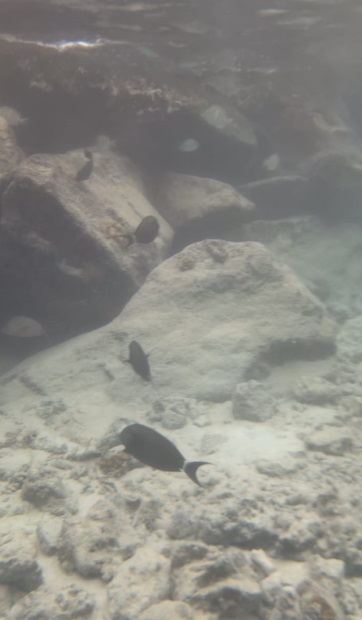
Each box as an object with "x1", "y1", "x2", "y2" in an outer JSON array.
[{"x1": 1, "y1": 2, "x2": 362, "y2": 619}]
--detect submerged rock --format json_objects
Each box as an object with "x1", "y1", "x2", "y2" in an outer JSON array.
[
  {"x1": 155, "y1": 172, "x2": 254, "y2": 252},
  {"x1": 58, "y1": 515, "x2": 131, "y2": 581},
  {"x1": 0, "y1": 521, "x2": 43, "y2": 592},
  {"x1": 8, "y1": 585, "x2": 96, "y2": 620},
  {"x1": 0, "y1": 239, "x2": 336, "y2": 405},
  {"x1": 173, "y1": 548, "x2": 263, "y2": 617},
  {"x1": 232, "y1": 380, "x2": 277, "y2": 422},
  {"x1": 22, "y1": 468, "x2": 74, "y2": 516},
  {"x1": 107, "y1": 546, "x2": 171, "y2": 620},
  {"x1": 239, "y1": 175, "x2": 309, "y2": 220},
  {"x1": 0, "y1": 149, "x2": 172, "y2": 342},
  {"x1": 139, "y1": 600, "x2": 194, "y2": 620},
  {"x1": 292, "y1": 377, "x2": 340, "y2": 406},
  {"x1": 37, "y1": 518, "x2": 62, "y2": 556},
  {"x1": 0, "y1": 115, "x2": 23, "y2": 190},
  {"x1": 108, "y1": 239, "x2": 336, "y2": 401},
  {"x1": 304, "y1": 429, "x2": 354, "y2": 456}
]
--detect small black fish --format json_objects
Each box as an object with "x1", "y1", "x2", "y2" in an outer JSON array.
[
  {"x1": 135, "y1": 215, "x2": 160, "y2": 244},
  {"x1": 125, "y1": 215, "x2": 160, "y2": 247},
  {"x1": 76, "y1": 149, "x2": 93, "y2": 182},
  {"x1": 126, "y1": 340, "x2": 151, "y2": 381},
  {"x1": 118, "y1": 423, "x2": 209, "y2": 486}
]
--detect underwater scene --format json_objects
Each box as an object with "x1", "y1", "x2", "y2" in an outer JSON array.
[{"x1": 0, "y1": 0, "x2": 362, "y2": 618}]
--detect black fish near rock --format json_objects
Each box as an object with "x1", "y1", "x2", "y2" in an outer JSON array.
[
  {"x1": 75, "y1": 149, "x2": 93, "y2": 181},
  {"x1": 134, "y1": 215, "x2": 160, "y2": 243},
  {"x1": 118, "y1": 423, "x2": 209, "y2": 486},
  {"x1": 125, "y1": 215, "x2": 160, "y2": 247},
  {"x1": 126, "y1": 340, "x2": 151, "y2": 381}
]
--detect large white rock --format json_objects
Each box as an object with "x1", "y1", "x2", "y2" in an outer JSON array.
[
  {"x1": 0, "y1": 240, "x2": 336, "y2": 407},
  {"x1": 108, "y1": 239, "x2": 336, "y2": 401}
]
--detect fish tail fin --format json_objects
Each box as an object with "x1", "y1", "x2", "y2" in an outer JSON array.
[{"x1": 184, "y1": 461, "x2": 210, "y2": 486}]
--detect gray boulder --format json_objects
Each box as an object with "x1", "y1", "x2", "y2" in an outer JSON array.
[
  {"x1": 0, "y1": 115, "x2": 23, "y2": 188},
  {"x1": 1, "y1": 148, "x2": 172, "y2": 340},
  {"x1": 107, "y1": 546, "x2": 171, "y2": 620},
  {"x1": 155, "y1": 172, "x2": 254, "y2": 252},
  {"x1": 0, "y1": 240, "x2": 336, "y2": 405},
  {"x1": 304, "y1": 429, "x2": 354, "y2": 456},
  {"x1": 108, "y1": 239, "x2": 336, "y2": 401},
  {"x1": 173, "y1": 548, "x2": 263, "y2": 617},
  {"x1": 139, "y1": 600, "x2": 194, "y2": 620},
  {"x1": 0, "y1": 520, "x2": 42, "y2": 592},
  {"x1": 22, "y1": 467, "x2": 75, "y2": 516},
  {"x1": 8, "y1": 585, "x2": 95, "y2": 620},
  {"x1": 292, "y1": 377, "x2": 340, "y2": 406},
  {"x1": 37, "y1": 518, "x2": 63, "y2": 556},
  {"x1": 232, "y1": 380, "x2": 277, "y2": 422},
  {"x1": 58, "y1": 515, "x2": 134, "y2": 581}
]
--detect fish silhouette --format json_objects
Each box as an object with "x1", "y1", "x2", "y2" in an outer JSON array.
[
  {"x1": 126, "y1": 340, "x2": 151, "y2": 381},
  {"x1": 118, "y1": 423, "x2": 209, "y2": 486},
  {"x1": 125, "y1": 216, "x2": 160, "y2": 247}
]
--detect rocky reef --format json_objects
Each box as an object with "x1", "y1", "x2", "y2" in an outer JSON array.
[{"x1": 1, "y1": 1, "x2": 362, "y2": 619}]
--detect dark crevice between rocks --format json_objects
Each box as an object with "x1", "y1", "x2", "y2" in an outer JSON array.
[
  {"x1": 120, "y1": 108, "x2": 268, "y2": 186},
  {"x1": 243, "y1": 92, "x2": 326, "y2": 167},
  {"x1": 170, "y1": 207, "x2": 253, "y2": 255},
  {"x1": 263, "y1": 338, "x2": 336, "y2": 366},
  {"x1": 1, "y1": 81, "x2": 112, "y2": 155},
  {"x1": 201, "y1": 526, "x2": 278, "y2": 551},
  {"x1": 0, "y1": 221, "x2": 135, "y2": 345},
  {"x1": 0, "y1": 43, "x2": 268, "y2": 185}
]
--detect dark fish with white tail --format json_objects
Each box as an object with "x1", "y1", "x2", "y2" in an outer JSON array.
[
  {"x1": 117, "y1": 423, "x2": 209, "y2": 486},
  {"x1": 126, "y1": 340, "x2": 151, "y2": 381},
  {"x1": 126, "y1": 215, "x2": 160, "y2": 247},
  {"x1": 76, "y1": 149, "x2": 93, "y2": 181}
]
